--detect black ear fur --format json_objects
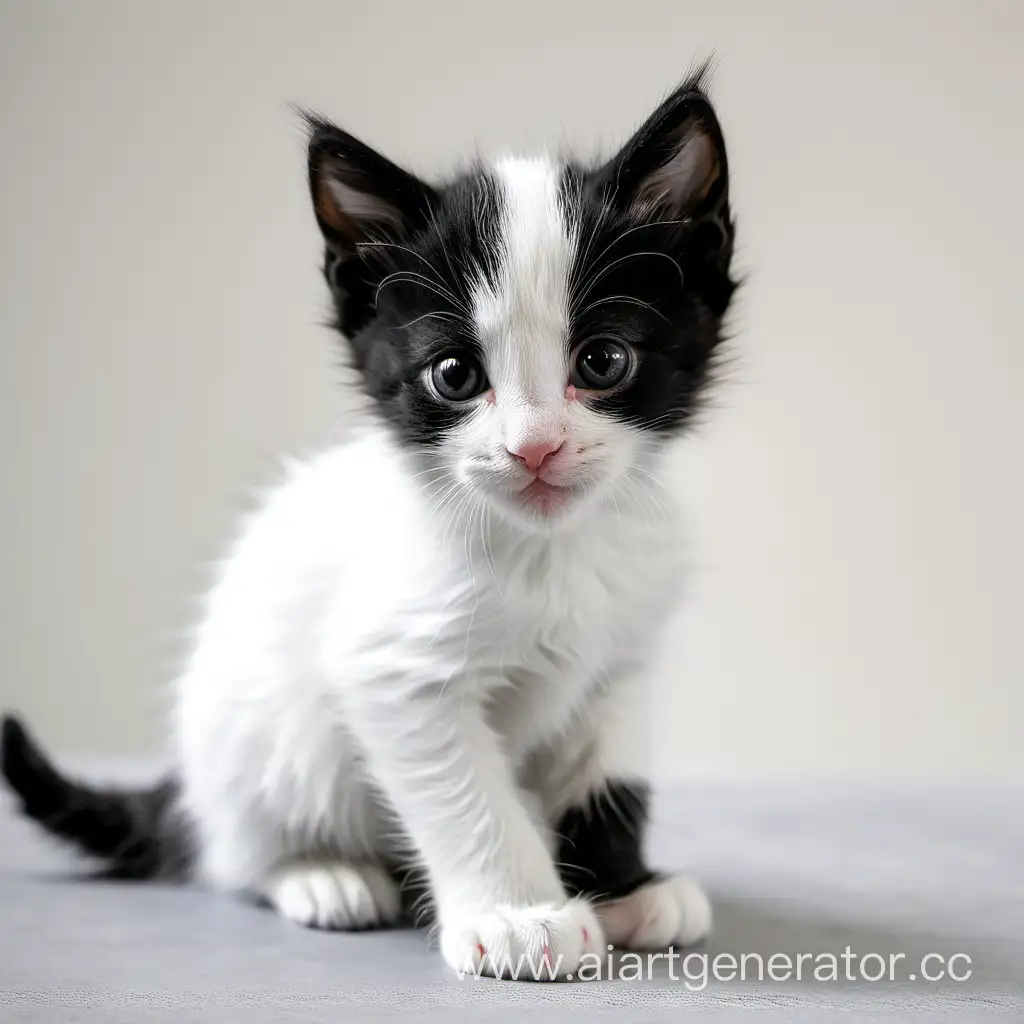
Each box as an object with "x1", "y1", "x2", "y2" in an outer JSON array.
[
  {"x1": 304, "y1": 113, "x2": 438, "y2": 335},
  {"x1": 596, "y1": 69, "x2": 732, "y2": 275}
]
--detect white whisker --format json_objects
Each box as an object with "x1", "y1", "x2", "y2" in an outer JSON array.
[
  {"x1": 573, "y1": 249, "x2": 685, "y2": 308},
  {"x1": 579, "y1": 294, "x2": 669, "y2": 323},
  {"x1": 393, "y1": 311, "x2": 461, "y2": 331}
]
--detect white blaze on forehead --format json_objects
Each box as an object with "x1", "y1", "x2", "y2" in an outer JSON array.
[{"x1": 472, "y1": 156, "x2": 575, "y2": 413}]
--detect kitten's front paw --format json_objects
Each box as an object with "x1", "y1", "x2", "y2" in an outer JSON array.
[
  {"x1": 596, "y1": 873, "x2": 712, "y2": 949},
  {"x1": 262, "y1": 861, "x2": 400, "y2": 931},
  {"x1": 440, "y1": 898, "x2": 603, "y2": 980}
]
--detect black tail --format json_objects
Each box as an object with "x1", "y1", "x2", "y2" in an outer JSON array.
[{"x1": 0, "y1": 714, "x2": 189, "y2": 880}]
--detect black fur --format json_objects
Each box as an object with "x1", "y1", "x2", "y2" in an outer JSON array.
[
  {"x1": 556, "y1": 780, "x2": 656, "y2": 901},
  {"x1": 340, "y1": 173, "x2": 506, "y2": 447},
  {"x1": 305, "y1": 70, "x2": 735, "y2": 448},
  {"x1": 0, "y1": 715, "x2": 188, "y2": 879}
]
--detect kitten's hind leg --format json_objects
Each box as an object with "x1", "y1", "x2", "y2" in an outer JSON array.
[
  {"x1": 595, "y1": 871, "x2": 711, "y2": 950},
  {"x1": 555, "y1": 780, "x2": 712, "y2": 949},
  {"x1": 260, "y1": 860, "x2": 401, "y2": 931},
  {"x1": 184, "y1": 727, "x2": 403, "y2": 932},
  {"x1": 537, "y1": 670, "x2": 713, "y2": 951}
]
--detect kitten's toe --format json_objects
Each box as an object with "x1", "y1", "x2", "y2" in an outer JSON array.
[
  {"x1": 596, "y1": 873, "x2": 711, "y2": 949},
  {"x1": 440, "y1": 898, "x2": 603, "y2": 980},
  {"x1": 262, "y1": 861, "x2": 400, "y2": 930}
]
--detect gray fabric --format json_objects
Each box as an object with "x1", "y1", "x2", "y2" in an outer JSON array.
[{"x1": 1, "y1": 780, "x2": 1021, "y2": 1022}]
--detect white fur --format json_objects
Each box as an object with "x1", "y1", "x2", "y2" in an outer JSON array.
[
  {"x1": 597, "y1": 874, "x2": 713, "y2": 949},
  {"x1": 174, "y1": 155, "x2": 696, "y2": 980},
  {"x1": 442, "y1": 898, "x2": 602, "y2": 979},
  {"x1": 262, "y1": 861, "x2": 401, "y2": 930},
  {"x1": 472, "y1": 157, "x2": 574, "y2": 414}
]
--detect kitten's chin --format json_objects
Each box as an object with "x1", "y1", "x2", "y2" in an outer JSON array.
[
  {"x1": 487, "y1": 481, "x2": 593, "y2": 532},
  {"x1": 518, "y1": 479, "x2": 571, "y2": 514}
]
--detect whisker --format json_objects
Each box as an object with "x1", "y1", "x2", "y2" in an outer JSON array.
[
  {"x1": 480, "y1": 502, "x2": 503, "y2": 598},
  {"x1": 407, "y1": 464, "x2": 454, "y2": 481},
  {"x1": 392, "y1": 311, "x2": 461, "y2": 331},
  {"x1": 375, "y1": 271, "x2": 466, "y2": 312},
  {"x1": 356, "y1": 240, "x2": 447, "y2": 282},
  {"x1": 578, "y1": 218, "x2": 690, "y2": 284},
  {"x1": 573, "y1": 250, "x2": 685, "y2": 308},
  {"x1": 578, "y1": 294, "x2": 669, "y2": 323}
]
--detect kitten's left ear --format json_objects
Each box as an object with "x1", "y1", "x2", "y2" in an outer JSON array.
[{"x1": 600, "y1": 74, "x2": 731, "y2": 258}]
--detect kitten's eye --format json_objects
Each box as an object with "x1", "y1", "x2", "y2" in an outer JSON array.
[
  {"x1": 572, "y1": 339, "x2": 632, "y2": 390},
  {"x1": 430, "y1": 352, "x2": 487, "y2": 402}
]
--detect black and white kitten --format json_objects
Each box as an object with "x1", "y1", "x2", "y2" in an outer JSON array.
[{"x1": 1, "y1": 72, "x2": 735, "y2": 980}]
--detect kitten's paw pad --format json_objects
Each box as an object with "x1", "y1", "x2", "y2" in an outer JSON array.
[
  {"x1": 440, "y1": 898, "x2": 603, "y2": 980},
  {"x1": 263, "y1": 861, "x2": 400, "y2": 930},
  {"x1": 597, "y1": 873, "x2": 711, "y2": 949}
]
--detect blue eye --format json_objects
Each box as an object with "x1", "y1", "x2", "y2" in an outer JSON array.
[
  {"x1": 430, "y1": 352, "x2": 487, "y2": 401},
  {"x1": 572, "y1": 339, "x2": 631, "y2": 390}
]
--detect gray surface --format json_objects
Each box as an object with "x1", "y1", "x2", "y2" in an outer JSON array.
[{"x1": 1, "y1": 781, "x2": 1021, "y2": 1022}]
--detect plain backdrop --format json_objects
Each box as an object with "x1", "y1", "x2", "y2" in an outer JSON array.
[{"x1": 1, "y1": 1, "x2": 1021, "y2": 782}]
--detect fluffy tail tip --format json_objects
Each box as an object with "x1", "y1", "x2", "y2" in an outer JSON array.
[
  {"x1": 1, "y1": 713, "x2": 48, "y2": 805},
  {"x1": 0, "y1": 711, "x2": 184, "y2": 879}
]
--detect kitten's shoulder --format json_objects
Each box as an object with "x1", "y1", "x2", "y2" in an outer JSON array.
[{"x1": 228, "y1": 425, "x2": 420, "y2": 566}]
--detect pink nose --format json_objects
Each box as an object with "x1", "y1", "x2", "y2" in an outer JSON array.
[{"x1": 508, "y1": 440, "x2": 563, "y2": 472}]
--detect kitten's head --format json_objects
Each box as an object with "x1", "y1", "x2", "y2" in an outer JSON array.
[{"x1": 306, "y1": 73, "x2": 735, "y2": 531}]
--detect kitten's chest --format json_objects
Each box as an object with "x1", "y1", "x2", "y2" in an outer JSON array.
[
  {"x1": 469, "y1": 522, "x2": 679, "y2": 743},
  {"x1": 496, "y1": 554, "x2": 616, "y2": 664}
]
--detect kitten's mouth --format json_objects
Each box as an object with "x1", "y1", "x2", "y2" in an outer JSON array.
[{"x1": 517, "y1": 478, "x2": 571, "y2": 513}]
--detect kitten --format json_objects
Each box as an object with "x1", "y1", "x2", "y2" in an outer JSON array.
[{"x1": 1, "y1": 70, "x2": 735, "y2": 980}]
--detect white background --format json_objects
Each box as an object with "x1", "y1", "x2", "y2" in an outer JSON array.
[{"x1": 1, "y1": 1, "x2": 1021, "y2": 780}]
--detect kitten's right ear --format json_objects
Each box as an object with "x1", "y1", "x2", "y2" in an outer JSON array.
[
  {"x1": 304, "y1": 114, "x2": 436, "y2": 335},
  {"x1": 305, "y1": 114, "x2": 436, "y2": 258}
]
